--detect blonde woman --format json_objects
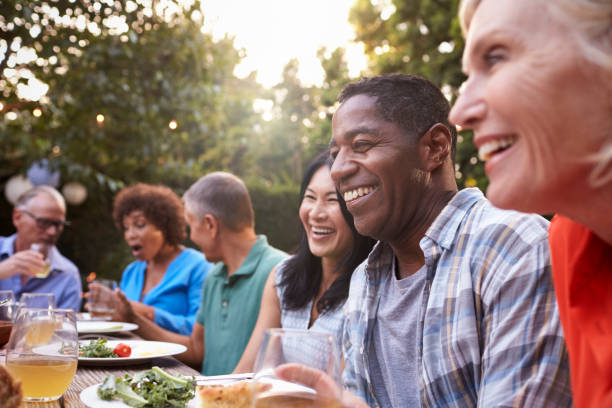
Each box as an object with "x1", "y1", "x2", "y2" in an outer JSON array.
[{"x1": 449, "y1": 0, "x2": 612, "y2": 406}]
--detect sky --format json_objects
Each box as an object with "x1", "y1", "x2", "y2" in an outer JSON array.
[{"x1": 201, "y1": 0, "x2": 368, "y2": 87}]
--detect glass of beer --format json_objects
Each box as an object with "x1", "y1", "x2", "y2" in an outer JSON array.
[
  {"x1": 5, "y1": 307, "x2": 78, "y2": 401},
  {"x1": 252, "y1": 328, "x2": 342, "y2": 408},
  {"x1": 30, "y1": 243, "x2": 51, "y2": 278},
  {"x1": 87, "y1": 278, "x2": 118, "y2": 320},
  {"x1": 0, "y1": 290, "x2": 16, "y2": 347}
]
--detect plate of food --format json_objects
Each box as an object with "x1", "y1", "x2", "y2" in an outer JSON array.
[
  {"x1": 77, "y1": 312, "x2": 112, "y2": 321},
  {"x1": 80, "y1": 367, "x2": 200, "y2": 407},
  {"x1": 197, "y1": 379, "x2": 254, "y2": 408},
  {"x1": 77, "y1": 338, "x2": 187, "y2": 366},
  {"x1": 77, "y1": 321, "x2": 138, "y2": 334}
]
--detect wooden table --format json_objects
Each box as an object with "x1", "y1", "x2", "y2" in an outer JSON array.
[{"x1": 2, "y1": 332, "x2": 200, "y2": 408}]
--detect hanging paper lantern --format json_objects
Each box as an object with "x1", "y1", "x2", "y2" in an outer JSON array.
[
  {"x1": 27, "y1": 159, "x2": 60, "y2": 187},
  {"x1": 62, "y1": 182, "x2": 87, "y2": 205},
  {"x1": 4, "y1": 175, "x2": 34, "y2": 205}
]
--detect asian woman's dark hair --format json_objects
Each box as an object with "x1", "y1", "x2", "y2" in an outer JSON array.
[{"x1": 278, "y1": 151, "x2": 376, "y2": 314}]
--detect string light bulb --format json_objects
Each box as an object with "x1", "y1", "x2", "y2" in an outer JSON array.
[
  {"x1": 96, "y1": 114, "x2": 105, "y2": 124},
  {"x1": 33, "y1": 107, "x2": 42, "y2": 117},
  {"x1": 168, "y1": 120, "x2": 177, "y2": 130}
]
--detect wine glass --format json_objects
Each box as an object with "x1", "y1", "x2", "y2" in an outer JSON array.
[
  {"x1": 5, "y1": 307, "x2": 78, "y2": 401},
  {"x1": 19, "y1": 292, "x2": 56, "y2": 310},
  {"x1": 86, "y1": 278, "x2": 118, "y2": 320},
  {"x1": 251, "y1": 328, "x2": 342, "y2": 408},
  {"x1": 0, "y1": 290, "x2": 16, "y2": 347}
]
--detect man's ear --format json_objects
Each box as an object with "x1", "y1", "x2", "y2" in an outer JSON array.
[
  {"x1": 12, "y1": 208, "x2": 22, "y2": 228},
  {"x1": 203, "y1": 214, "x2": 219, "y2": 238},
  {"x1": 420, "y1": 123, "x2": 452, "y2": 172}
]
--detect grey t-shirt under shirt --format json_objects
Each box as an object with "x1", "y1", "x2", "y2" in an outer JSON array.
[{"x1": 369, "y1": 260, "x2": 426, "y2": 408}]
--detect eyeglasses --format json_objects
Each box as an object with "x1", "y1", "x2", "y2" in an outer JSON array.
[{"x1": 21, "y1": 210, "x2": 70, "y2": 230}]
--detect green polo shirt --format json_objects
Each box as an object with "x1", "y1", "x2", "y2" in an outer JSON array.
[{"x1": 196, "y1": 235, "x2": 287, "y2": 375}]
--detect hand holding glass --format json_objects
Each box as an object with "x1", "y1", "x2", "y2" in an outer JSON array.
[
  {"x1": 5, "y1": 308, "x2": 78, "y2": 401},
  {"x1": 87, "y1": 279, "x2": 118, "y2": 320},
  {"x1": 252, "y1": 328, "x2": 343, "y2": 408}
]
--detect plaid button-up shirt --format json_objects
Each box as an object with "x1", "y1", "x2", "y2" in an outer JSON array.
[{"x1": 342, "y1": 188, "x2": 571, "y2": 407}]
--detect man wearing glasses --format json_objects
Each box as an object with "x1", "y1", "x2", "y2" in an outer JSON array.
[{"x1": 0, "y1": 186, "x2": 82, "y2": 310}]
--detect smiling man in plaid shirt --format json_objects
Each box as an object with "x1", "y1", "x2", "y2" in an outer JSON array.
[{"x1": 278, "y1": 74, "x2": 571, "y2": 407}]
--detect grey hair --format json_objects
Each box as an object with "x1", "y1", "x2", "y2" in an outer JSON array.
[
  {"x1": 183, "y1": 172, "x2": 254, "y2": 232},
  {"x1": 15, "y1": 185, "x2": 66, "y2": 212}
]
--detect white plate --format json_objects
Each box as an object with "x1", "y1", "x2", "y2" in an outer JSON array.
[
  {"x1": 77, "y1": 321, "x2": 138, "y2": 334},
  {"x1": 80, "y1": 383, "x2": 200, "y2": 408},
  {"x1": 77, "y1": 312, "x2": 112, "y2": 321},
  {"x1": 78, "y1": 340, "x2": 187, "y2": 366}
]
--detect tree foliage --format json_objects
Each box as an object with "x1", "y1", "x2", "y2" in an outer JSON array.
[{"x1": 0, "y1": 0, "x2": 266, "y2": 277}]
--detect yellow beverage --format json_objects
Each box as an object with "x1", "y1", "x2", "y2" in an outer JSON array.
[
  {"x1": 34, "y1": 263, "x2": 51, "y2": 278},
  {"x1": 254, "y1": 395, "x2": 343, "y2": 408},
  {"x1": 6, "y1": 358, "x2": 77, "y2": 400},
  {"x1": 25, "y1": 320, "x2": 56, "y2": 346},
  {"x1": 90, "y1": 306, "x2": 114, "y2": 320}
]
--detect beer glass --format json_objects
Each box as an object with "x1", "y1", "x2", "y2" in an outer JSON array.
[
  {"x1": 30, "y1": 243, "x2": 51, "y2": 278},
  {"x1": 5, "y1": 308, "x2": 78, "y2": 401},
  {"x1": 86, "y1": 278, "x2": 118, "y2": 320},
  {"x1": 251, "y1": 328, "x2": 342, "y2": 408}
]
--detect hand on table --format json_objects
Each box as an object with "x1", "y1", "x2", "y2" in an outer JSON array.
[
  {"x1": 275, "y1": 364, "x2": 368, "y2": 408},
  {"x1": 114, "y1": 290, "x2": 155, "y2": 322}
]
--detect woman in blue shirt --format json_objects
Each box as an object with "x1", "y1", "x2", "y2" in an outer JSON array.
[{"x1": 106, "y1": 183, "x2": 212, "y2": 335}]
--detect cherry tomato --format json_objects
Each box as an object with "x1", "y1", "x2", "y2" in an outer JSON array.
[{"x1": 113, "y1": 343, "x2": 131, "y2": 357}]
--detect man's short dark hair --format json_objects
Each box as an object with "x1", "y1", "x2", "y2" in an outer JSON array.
[
  {"x1": 183, "y1": 172, "x2": 255, "y2": 232},
  {"x1": 338, "y1": 73, "x2": 457, "y2": 161}
]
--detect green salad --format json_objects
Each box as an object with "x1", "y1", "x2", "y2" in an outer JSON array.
[
  {"x1": 97, "y1": 366, "x2": 196, "y2": 408},
  {"x1": 79, "y1": 338, "x2": 118, "y2": 358}
]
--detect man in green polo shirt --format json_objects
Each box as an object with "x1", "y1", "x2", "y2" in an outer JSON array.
[{"x1": 116, "y1": 172, "x2": 286, "y2": 374}]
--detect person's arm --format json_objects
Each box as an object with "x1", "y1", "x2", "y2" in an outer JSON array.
[
  {"x1": 115, "y1": 290, "x2": 204, "y2": 367},
  {"x1": 276, "y1": 364, "x2": 368, "y2": 408},
  {"x1": 233, "y1": 266, "x2": 281, "y2": 373},
  {"x1": 476, "y1": 238, "x2": 572, "y2": 406},
  {"x1": 56, "y1": 271, "x2": 82, "y2": 311},
  {"x1": 152, "y1": 262, "x2": 208, "y2": 335},
  {"x1": 0, "y1": 250, "x2": 43, "y2": 279}
]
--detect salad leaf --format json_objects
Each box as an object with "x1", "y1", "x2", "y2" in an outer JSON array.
[
  {"x1": 97, "y1": 367, "x2": 195, "y2": 408},
  {"x1": 79, "y1": 338, "x2": 118, "y2": 358},
  {"x1": 97, "y1": 375, "x2": 117, "y2": 400},
  {"x1": 97, "y1": 375, "x2": 148, "y2": 407}
]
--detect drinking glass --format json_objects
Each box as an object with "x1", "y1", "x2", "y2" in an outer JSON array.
[
  {"x1": 251, "y1": 328, "x2": 342, "y2": 408},
  {"x1": 87, "y1": 278, "x2": 118, "y2": 320},
  {"x1": 30, "y1": 243, "x2": 51, "y2": 278},
  {"x1": 0, "y1": 290, "x2": 16, "y2": 347},
  {"x1": 19, "y1": 292, "x2": 56, "y2": 310},
  {"x1": 5, "y1": 308, "x2": 78, "y2": 401}
]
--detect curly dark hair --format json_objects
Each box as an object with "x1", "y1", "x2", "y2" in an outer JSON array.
[
  {"x1": 338, "y1": 73, "x2": 458, "y2": 162},
  {"x1": 112, "y1": 183, "x2": 186, "y2": 246}
]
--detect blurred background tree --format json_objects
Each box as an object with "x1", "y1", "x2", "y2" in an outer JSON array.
[
  {"x1": 1, "y1": 0, "x2": 484, "y2": 285},
  {"x1": 0, "y1": 0, "x2": 294, "y2": 280}
]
